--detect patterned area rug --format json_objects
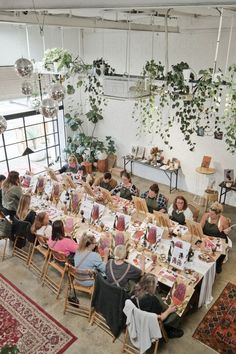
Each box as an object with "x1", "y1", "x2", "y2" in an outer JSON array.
[
  {"x1": 193, "y1": 282, "x2": 236, "y2": 354},
  {"x1": 0, "y1": 274, "x2": 77, "y2": 353}
]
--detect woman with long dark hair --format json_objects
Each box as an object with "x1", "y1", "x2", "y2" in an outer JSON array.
[{"x1": 47, "y1": 220, "x2": 78, "y2": 264}]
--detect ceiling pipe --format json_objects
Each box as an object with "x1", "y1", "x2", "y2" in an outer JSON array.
[
  {"x1": 1, "y1": 1, "x2": 236, "y2": 10},
  {"x1": 0, "y1": 11, "x2": 179, "y2": 32}
]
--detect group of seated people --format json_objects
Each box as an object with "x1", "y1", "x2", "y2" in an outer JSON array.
[{"x1": 0, "y1": 165, "x2": 232, "y2": 339}]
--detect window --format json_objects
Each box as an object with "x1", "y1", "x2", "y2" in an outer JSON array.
[{"x1": 0, "y1": 105, "x2": 65, "y2": 175}]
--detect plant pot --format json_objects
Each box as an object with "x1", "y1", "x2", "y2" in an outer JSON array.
[
  {"x1": 97, "y1": 159, "x2": 108, "y2": 173},
  {"x1": 107, "y1": 154, "x2": 117, "y2": 171},
  {"x1": 81, "y1": 161, "x2": 93, "y2": 174}
]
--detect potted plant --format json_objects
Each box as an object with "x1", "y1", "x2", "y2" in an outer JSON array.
[{"x1": 43, "y1": 48, "x2": 73, "y2": 72}]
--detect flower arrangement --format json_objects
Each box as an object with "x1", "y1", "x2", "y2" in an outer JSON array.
[{"x1": 150, "y1": 146, "x2": 159, "y2": 156}]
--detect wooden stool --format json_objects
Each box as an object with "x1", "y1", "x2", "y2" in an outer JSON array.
[{"x1": 204, "y1": 190, "x2": 219, "y2": 211}]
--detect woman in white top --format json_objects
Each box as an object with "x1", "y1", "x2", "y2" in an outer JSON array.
[{"x1": 168, "y1": 196, "x2": 193, "y2": 225}]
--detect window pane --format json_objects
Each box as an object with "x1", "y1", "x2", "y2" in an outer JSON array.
[
  {"x1": 8, "y1": 156, "x2": 29, "y2": 174},
  {"x1": 6, "y1": 142, "x2": 26, "y2": 159},
  {"x1": 0, "y1": 146, "x2": 6, "y2": 161},
  {"x1": 47, "y1": 133, "x2": 59, "y2": 147},
  {"x1": 3, "y1": 127, "x2": 25, "y2": 145},
  {"x1": 0, "y1": 161, "x2": 8, "y2": 175},
  {"x1": 0, "y1": 135, "x2": 3, "y2": 147},
  {"x1": 25, "y1": 113, "x2": 43, "y2": 125},
  {"x1": 26, "y1": 124, "x2": 45, "y2": 140},
  {"x1": 6, "y1": 117, "x2": 23, "y2": 130},
  {"x1": 48, "y1": 146, "x2": 60, "y2": 165}
]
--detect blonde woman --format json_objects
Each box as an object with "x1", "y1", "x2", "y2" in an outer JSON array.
[
  {"x1": 105, "y1": 245, "x2": 143, "y2": 290},
  {"x1": 2, "y1": 171, "x2": 22, "y2": 219},
  {"x1": 16, "y1": 194, "x2": 35, "y2": 225},
  {"x1": 200, "y1": 201, "x2": 230, "y2": 273},
  {"x1": 74, "y1": 232, "x2": 109, "y2": 286},
  {"x1": 58, "y1": 154, "x2": 86, "y2": 175}
]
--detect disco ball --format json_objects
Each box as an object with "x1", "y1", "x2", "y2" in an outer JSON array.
[
  {"x1": 50, "y1": 83, "x2": 66, "y2": 101},
  {"x1": 40, "y1": 98, "x2": 58, "y2": 118},
  {"x1": 21, "y1": 81, "x2": 33, "y2": 96},
  {"x1": 29, "y1": 96, "x2": 41, "y2": 109},
  {"x1": 0, "y1": 115, "x2": 7, "y2": 134},
  {"x1": 15, "y1": 58, "x2": 33, "y2": 78}
]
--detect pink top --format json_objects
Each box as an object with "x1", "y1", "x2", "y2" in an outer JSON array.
[{"x1": 47, "y1": 237, "x2": 78, "y2": 256}]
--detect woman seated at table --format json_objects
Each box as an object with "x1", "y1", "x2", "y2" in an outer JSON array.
[
  {"x1": 2, "y1": 171, "x2": 23, "y2": 219},
  {"x1": 132, "y1": 273, "x2": 183, "y2": 338},
  {"x1": 74, "y1": 232, "x2": 109, "y2": 286},
  {"x1": 168, "y1": 196, "x2": 193, "y2": 225},
  {"x1": 200, "y1": 201, "x2": 230, "y2": 273},
  {"x1": 141, "y1": 183, "x2": 167, "y2": 213},
  {"x1": 58, "y1": 154, "x2": 86, "y2": 176},
  {"x1": 106, "y1": 245, "x2": 144, "y2": 292},
  {"x1": 93, "y1": 172, "x2": 117, "y2": 191},
  {"x1": 12, "y1": 194, "x2": 36, "y2": 247},
  {"x1": 111, "y1": 171, "x2": 138, "y2": 200},
  {"x1": 31, "y1": 211, "x2": 52, "y2": 239},
  {"x1": 47, "y1": 220, "x2": 79, "y2": 265}
]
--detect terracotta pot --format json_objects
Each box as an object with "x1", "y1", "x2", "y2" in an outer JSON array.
[
  {"x1": 82, "y1": 161, "x2": 92, "y2": 174},
  {"x1": 97, "y1": 159, "x2": 108, "y2": 173}
]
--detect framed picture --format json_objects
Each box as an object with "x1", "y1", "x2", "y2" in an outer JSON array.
[
  {"x1": 201, "y1": 155, "x2": 211, "y2": 169},
  {"x1": 214, "y1": 131, "x2": 223, "y2": 140},
  {"x1": 224, "y1": 169, "x2": 234, "y2": 182}
]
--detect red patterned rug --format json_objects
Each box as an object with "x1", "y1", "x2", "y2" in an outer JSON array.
[
  {"x1": 0, "y1": 274, "x2": 77, "y2": 353},
  {"x1": 193, "y1": 282, "x2": 236, "y2": 354}
]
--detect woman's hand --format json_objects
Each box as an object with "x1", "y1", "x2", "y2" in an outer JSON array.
[{"x1": 167, "y1": 305, "x2": 177, "y2": 314}]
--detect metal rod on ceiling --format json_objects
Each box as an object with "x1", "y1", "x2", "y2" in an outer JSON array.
[
  {"x1": 213, "y1": 8, "x2": 223, "y2": 75},
  {"x1": 224, "y1": 15, "x2": 234, "y2": 75},
  {"x1": 164, "y1": 9, "x2": 171, "y2": 76},
  {"x1": 25, "y1": 25, "x2": 31, "y2": 59}
]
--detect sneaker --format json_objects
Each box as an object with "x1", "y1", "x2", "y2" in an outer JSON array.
[{"x1": 166, "y1": 328, "x2": 184, "y2": 338}]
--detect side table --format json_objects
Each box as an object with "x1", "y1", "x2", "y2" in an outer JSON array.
[
  {"x1": 193, "y1": 167, "x2": 216, "y2": 206},
  {"x1": 219, "y1": 181, "x2": 236, "y2": 204}
]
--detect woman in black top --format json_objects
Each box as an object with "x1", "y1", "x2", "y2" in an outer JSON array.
[
  {"x1": 111, "y1": 171, "x2": 138, "y2": 200},
  {"x1": 132, "y1": 274, "x2": 183, "y2": 338}
]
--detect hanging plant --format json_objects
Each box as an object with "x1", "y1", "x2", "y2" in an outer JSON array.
[{"x1": 43, "y1": 48, "x2": 73, "y2": 71}]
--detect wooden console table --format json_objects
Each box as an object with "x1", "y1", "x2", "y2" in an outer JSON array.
[
  {"x1": 219, "y1": 181, "x2": 236, "y2": 204},
  {"x1": 122, "y1": 156, "x2": 180, "y2": 193}
]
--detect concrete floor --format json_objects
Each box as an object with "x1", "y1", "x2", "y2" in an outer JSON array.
[{"x1": 1, "y1": 175, "x2": 236, "y2": 354}]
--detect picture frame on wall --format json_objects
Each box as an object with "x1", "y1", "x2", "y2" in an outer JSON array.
[{"x1": 224, "y1": 169, "x2": 234, "y2": 183}]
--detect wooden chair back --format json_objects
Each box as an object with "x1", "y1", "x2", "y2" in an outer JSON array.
[
  {"x1": 153, "y1": 211, "x2": 171, "y2": 228},
  {"x1": 42, "y1": 248, "x2": 68, "y2": 298},
  {"x1": 12, "y1": 218, "x2": 33, "y2": 263},
  {"x1": 188, "y1": 203, "x2": 200, "y2": 222},
  {"x1": 122, "y1": 327, "x2": 159, "y2": 354},
  {"x1": 28, "y1": 234, "x2": 50, "y2": 277},
  {"x1": 64, "y1": 264, "x2": 95, "y2": 320}
]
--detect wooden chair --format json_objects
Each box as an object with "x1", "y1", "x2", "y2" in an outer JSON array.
[
  {"x1": 12, "y1": 217, "x2": 33, "y2": 264},
  {"x1": 42, "y1": 248, "x2": 68, "y2": 298},
  {"x1": 90, "y1": 273, "x2": 127, "y2": 341},
  {"x1": 64, "y1": 264, "x2": 95, "y2": 320},
  {"x1": 188, "y1": 203, "x2": 200, "y2": 222},
  {"x1": 28, "y1": 234, "x2": 50, "y2": 277},
  {"x1": 0, "y1": 215, "x2": 12, "y2": 261},
  {"x1": 203, "y1": 190, "x2": 218, "y2": 212},
  {"x1": 122, "y1": 326, "x2": 159, "y2": 354},
  {"x1": 122, "y1": 300, "x2": 163, "y2": 354}
]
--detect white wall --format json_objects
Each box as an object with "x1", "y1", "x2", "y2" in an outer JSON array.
[
  {"x1": 0, "y1": 18, "x2": 236, "y2": 206},
  {"x1": 82, "y1": 17, "x2": 236, "y2": 206}
]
